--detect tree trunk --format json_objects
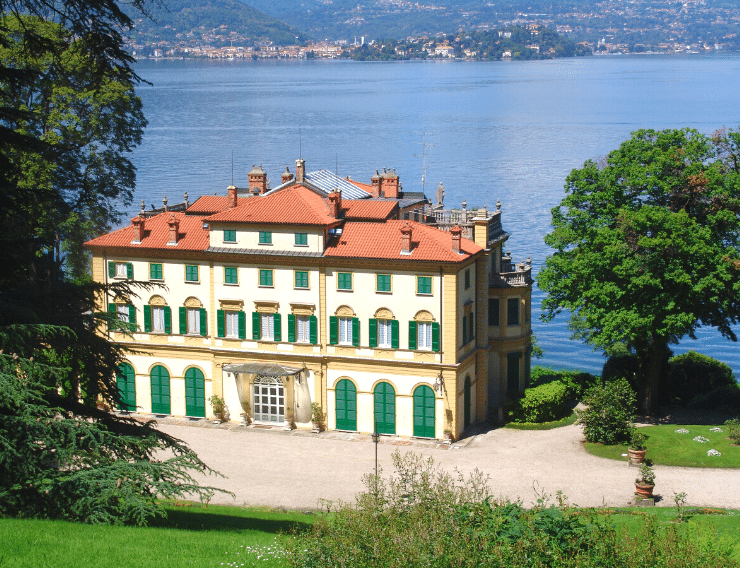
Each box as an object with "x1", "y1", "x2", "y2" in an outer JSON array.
[{"x1": 636, "y1": 338, "x2": 669, "y2": 414}]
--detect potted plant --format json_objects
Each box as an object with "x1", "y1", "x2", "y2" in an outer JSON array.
[
  {"x1": 443, "y1": 429, "x2": 453, "y2": 443},
  {"x1": 209, "y1": 394, "x2": 228, "y2": 423},
  {"x1": 284, "y1": 407, "x2": 296, "y2": 431},
  {"x1": 311, "y1": 402, "x2": 325, "y2": 432},
  {"x1": 628, "y1": 428, "x2": 647, "y2": 465},
  {"x1": 635, "y1": 464, "x2": 655, "y2": 499}
]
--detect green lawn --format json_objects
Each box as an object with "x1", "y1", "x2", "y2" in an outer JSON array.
[
  {"x1": 0, "y1": 503, "x2": 316, "y2": 568},
  {"x1": 583, "y1": 424, "x2": 740, "y2": 468},
  {"x1": 504, "y1": 412, "x2": 578, "y2": 430}
]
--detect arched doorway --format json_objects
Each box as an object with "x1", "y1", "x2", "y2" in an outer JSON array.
[
  {"x1": 116, "y1": 363, "x2": 136, "y2": 411},
  {"x1": 184, "y1": 367, "x2": 206, "y2": 417},
  {"x1": 464, "y1": 375, "x2": 472, "y2": 429},
  {"x1": 413, "y1": 385, "x2": 435, "y2": 438},
  {"x1": 253, "y1": 375, "x2": 285, "y2": 423},
  {"x1": 373, "y1": 382, "x2": 396, "y2": 435},
  {"x1": 150, "y1": 365, "x2": 171, "y2": 414},
  {"x1": 335, "y1": 379, "x2": 357, "y2": 431}
]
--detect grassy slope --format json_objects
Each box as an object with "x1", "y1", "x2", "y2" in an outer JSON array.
[{"x1": 584, "y1": 424, "x2": 740, "y2": 468}]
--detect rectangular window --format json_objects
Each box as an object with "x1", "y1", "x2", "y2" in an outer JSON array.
[
  {"x1": 224, "y1": 266, "x2": 238, "y2": 285},
  {"x1": 150, "y1": 263, "x2": 163, "y2": 281},
  {"x1": 295, "y1": 233, "x2": 308, "y2": 246},
  {"x1": 259, "y1": 269, "x2": 273, "y2": 287},
  {"x1": 376, "y1": 274, "x2": 391, "y2": 292},
  {"x1": 377, "y1": 319, "x2": 392, "y2": 348},
  {"x1": 507, "y1": 298, "x2": 520, "y2": 326},
  {"x1": 417, "y1": 276, "x2": 432, "y2": 295},
  {"x1": 338, "y1": 317, "x2": 353, "y2": 345},
  {"x1": 187, "y1": 308, "x2": 201, "y2": 334},
  {"x1": 258, "y1": 231, "x2": 272, "y2": 244},
  {"x1": 488, "y1": 299, "x2": 500, "y2": 326},
  {"x1": 296, "y1": 315, "x2": 310, "y2": 343},
  {"x1": 223, "y1": 229, "x2": 236, "y2": 243},
  {"x1": 337, "y1": 272, "x2": 352, "y2": 290},
  {"x1": 417, "y1": 322, "x2": 432, "y2": 350},
  {"x1": 464, "y1": 268, "x2": 471, "y2": 290},
  {"x1": 152, "y1": 306, "x2": 165, "y2": 332},
  {"x1": 294, "y1": 270, "x2": 309, "y2": 289},
  {"x1": 185, "y1": 265, "x2": 199, "y2": 282},
  {"x1": 115, "y1": 262, "x2": 128, "y2": 278},
  {"x1": 261, "y1": 314, "x2": 275, "y2": 340},
  {"x1": 225, "y1": 311, "x2": 239, "y2": 338},
  {"x1": 117, "y1": 304, "x2": 130, "y2": 324}
]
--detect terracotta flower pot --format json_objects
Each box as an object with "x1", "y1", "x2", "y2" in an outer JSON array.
[
  {"x1": 628, "y1": 449, "x2": 647, "y2": 465},
  {"x1": 635, "y1": 483, "x2": 654, "y2": 498}
]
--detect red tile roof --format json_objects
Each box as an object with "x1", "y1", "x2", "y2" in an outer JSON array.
[
  {"x1": 186, "y1": 196, "x2": 231, "y2": 215},
  {"x1": 324, "y1": 221, "x2": 482, "y2": 263},
  {"x1": 205, "y1": 185, "x2": 340, "y2": 226},
  {"x1": 84, "y1": 212, "x2": 209, "y2": 251},
  {"x1": 341, "y1": 199, "x2": 397, "y2": 221}
]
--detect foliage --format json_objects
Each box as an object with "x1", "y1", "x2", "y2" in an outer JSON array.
[
  {"x1": 504, "y1": 413, "x2": 577, "y2": 430},
  {"x1": 539, "y1": 128, "x2": 740, "y2": 413},
  {"x1": 506, "y1": 381, "x2": 570, "y2": 423},
  {"x1": 576, "y1": 378, "x2": 636, "y2": 445},
  {"x1": 673, "y1": 491, "x2": 688, "y2": 523},
  {"x1": 209, "y1": 394, "x2": 226, "y2": 420},
  {"x1": 530, "y1": 366, "x2": 599, "y2": 400},
  {"x1": 726, "y1": 419, "x2": 740, "y2": 445},
  {"x1": 635, "y1": 464, "x2": 655, "y2": 486},
  {"x1": 289, "y1": 450, "x2": 739, "y2": 568},
  {"x1": 310, "y1": 402, "x2": 325, "y2": 427},
  {"x1": 662, "y1": 351, "x2": 736, "y2": 406},
  {"x1": 687, "y1": 384, "x2": 740, "y2": 411},
  {"x1": 602, "y1": 351, "x2": 640, "y2": 391},
  {"x1": 629, "y1": 428, "x2": 647, "y2": 451}
]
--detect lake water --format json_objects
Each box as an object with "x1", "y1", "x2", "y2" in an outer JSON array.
[{"x1": 130, "y1": 55, "x2": 740, "y2": 376}]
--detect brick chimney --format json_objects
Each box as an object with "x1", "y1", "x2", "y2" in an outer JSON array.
[
  {"x1": 295, "y1": 159, "x2": 305, "y2": 183},
  {"x1": 248, "y1": 165, "x2": 267, "y2": 194},
  {"x1": 370, "y1": 170, "x2": 381, "y2": 197},
  {"x1": 168, "y1": 214, "x2": 180, "y2": 245},
  {"x1": 451, "y1": 225, "x2": 462, "y2": 254},
  {"x1": 131, "y1": 215, "x2": 145, "y2": 243},
  {"x1": 281, "y1": 167, "x2": 293, "y2": 184},
  {"x1": 384, "y1": 168, "x2": 400, "y2": 199},
  {"x1": 227, "y1": 185, "x2": 238, "y2": 208},
  {"x1": 328, "y1": 190, "x2": 342, "y2": 218},
  {"x1": 401, "y1": 221, "x2": 412, "y2": 254}
]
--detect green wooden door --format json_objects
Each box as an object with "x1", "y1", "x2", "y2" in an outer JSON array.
[
  {"x1": 116, "y1": 363, "x2": 136, "y2": 411},
  {"x1": 184, "y1": 367, "x2": 206, "y2": 417},
  {"x1": 373, "y1": 382, "x2": 396, "y2": 435},
  {"x1": 464, "y1": 376, "x2": 472, "y2": 429},
  {"x1": 413, "y1": 385, "x2": 435, "y2": 438},
  {"x1": 150, "y1": 365, "x2": 171, "y2": 414},
  {"x1": 335, "y1": 379, "x2": 357, "y2": 431}
]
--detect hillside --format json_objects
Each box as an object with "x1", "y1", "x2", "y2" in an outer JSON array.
[{"x1": 125, "y1": 0, "x2": 310, "y2": 51}]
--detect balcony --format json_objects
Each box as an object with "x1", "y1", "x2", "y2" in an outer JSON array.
[{"x1": 490, "y1": 256, "x2": 532, "y2": 288}]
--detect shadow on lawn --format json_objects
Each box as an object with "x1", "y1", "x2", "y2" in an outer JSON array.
[{"x1": 149, "y1": 508, "x2": 314, "y2": 534}]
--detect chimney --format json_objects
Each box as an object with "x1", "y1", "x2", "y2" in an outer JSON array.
[
  {"x1": 295, "y1": 159, "x2": 305, "y2": 183},
  {"x1": 384, "y1": 168, "x2": 399, "y2": 199},
  {"x1": 281, "y1": 167, "x2": 293, "y2": 184},
  {"x1": 328, "y1": 190, "x2": 342, "y2": 218},
  {"x1": 371, "y1": 170, "x2": 381, "y2": 197},
  {"x1": 451, "y1": 225, "x2": 462, "y2": 254},
  {"x1": 168, "y1": 214, "x2": 179, "y2": 245},
  {"x1": 227, "y1": 185, "x2": 238, "y2": 208},
  {"x1": 131, "y1": 215, "x2": 145, "y2": 244},
  {"x1": 248, "y1": 165, "x2": 267, "y2": 195},
  {"x1": 401, "y1": 221, "x2": 412, "y2": 254}
]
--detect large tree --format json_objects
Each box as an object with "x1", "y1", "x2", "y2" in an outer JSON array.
[{"x1": 539, "y1": 128, "x2": 740, "y2": 412}]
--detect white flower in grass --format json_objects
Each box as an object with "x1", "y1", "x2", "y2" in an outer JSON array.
[
  {"x1": 693, "y1": 436, "x2": 709, "y2": 443},
  {"x1": 710, "y1": 427, "x2": 723, "y2": 433},
  {"x1": 707, "y1": 449, "x2": 722, "y2": 456},
  {"x1": 675, "y1": 428, "x2": 689, "y2": 434}
]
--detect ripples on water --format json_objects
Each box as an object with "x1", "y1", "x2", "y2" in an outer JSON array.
[{"x1": 130, "y1": 55, "x2": 740, "y2": 376}]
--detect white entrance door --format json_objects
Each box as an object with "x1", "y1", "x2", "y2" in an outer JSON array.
[{"x1": 253, "y1": 375, "x2": 285, "y2": 423}]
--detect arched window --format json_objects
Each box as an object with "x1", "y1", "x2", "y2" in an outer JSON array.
[
  {"x1": 184, "y1": 367, "x2": 206, "y2": 417},
  {"x1": 413, "y1": 385, "x2": 435, "y2": 438},
  {"x1": 370, "y1": 308, "x2": 398, "y2": 349},
  {"x1": 330, "y1": 305, "x2": 358, "y2": 346},
  {"x1": 373, "y1": 382, "x2": 396, "y2": 435},
  {"x1": 144, "y1": 295, "x2": 171, "y2": 333},
  {"x1": 180, "y1": 297, "x2": 207, "y2": 336},
  {"x1": 409, "y1": 310, "x2": 440, "y2": 352},
  {"x1": 335, "y1": 379, "x2": 357, "y2": 431},
  {"x1": 116, "y1": 363, "x2": 136, "y2": 411},
  {"x1": 150, "y1": 365, "x2": 171, "y2": 414}
]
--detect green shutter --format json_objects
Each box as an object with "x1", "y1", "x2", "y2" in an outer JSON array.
[
  {"x1": 108, "y1": 303, "x2": 116, "y2": 330},
  {"x1": 217, "y1": 309, "x2": 225, "y2": 338},
  {"x1": 432, "y1": 322, "x2": 440, "y2": 352},
  {"x1": 184, "y1": 368, "x2": 206, "y2": 418},
  {"x1": 391, "y1": 319, "x2": 399, "y2": 349},
  {"x1": 128, "y1": 305, "x2": 136, "y2": 332},
  {"x1": 335, "y1": 379, "x2": 357, "y2": 431},
  {"x1": 329, "y1": 316, "x2": 338, "y2": 345},
  {"x1": 369, "y1": 318, "x2": 378, "y2": 348},
  {"x1": 108, "y1": 261, "x2": 115, "y2": 278},
  {"x1": 179, "y1": 307, "x2": 187, "y2": 335},
  {"x1": 288, "y1": 314, "x2": 296, "y2": 342},
  {"x1": 413, "y1": 385, "x2": 436, "y2": 438},
  {"x1": 352, "y1": 317, "x2": 360, "y2": 347},
  {"x1": 274, "y1": 313, "x2": 282, "y2": 342},
  {"x1": 126, "y1": 262, "x2": 133, "y2": 279},
  {"x1": 408, "y1": 321, "x2": 417, "y2": 350},
  {"x1": 373, "y1": 382, "x2": 396, "y2": 435},
  {"x1": 310, "y1": 315, "x2": 318, "y2": 345},
  {"x1": 144, "y1": 305, "x2": 152, "y2": 332},
  {"x1": 164, "y1": 306, "x2": 172, "y2": 334},
  {"x1": 238, "y1": 311, "x2": 246, "y2": 339},
  {"x1": 252, "y1": 311, "x2": 260, "y2": 340},
  {"x1": 199, "y1": 308, "x2": 207, "y2": 336}
]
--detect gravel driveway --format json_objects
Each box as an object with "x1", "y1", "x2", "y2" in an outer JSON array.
[{"x1": 155, "y1": 421, "x2": 740, "y2": 510}]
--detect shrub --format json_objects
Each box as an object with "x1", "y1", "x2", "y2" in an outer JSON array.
[
  {"x1": 530, "y1": 366, "x2": 599, "y2": 401},
  {"x1": 602, "y1": 352, "x2": 639, "y2": 391},
  {"x1": 663, "y1": 351, "x2": 735, "y2": 406},
  {"x1": 576, "y1": 378, "x2": 636, "y2": 445},
  {"x1": 686, "y1": 384, "x2": 740, "y2": 411},
  {"x1": 507, "y1": 381, "x2": 570, "y2": 423},
  {"x1": 726, "y1": 419, "x2": 740, "y2": 445}
]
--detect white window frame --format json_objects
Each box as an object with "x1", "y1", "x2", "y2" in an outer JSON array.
[
  {"x1": 417, "y1": 321, "x2": 432, "y2": 350},
  {"x1": 115, "y1": 262, "x2": 128, "y2": 278},
  {"x1": 261, "y1": 313, "x2": 274, "y2": 341},
  {"x1": 296, "y1": 315, "x2": 310, "y2": 343},
  {"x1": 338, "y1": 317, "x2": 353, "y2": 345},
  {"x1": 225, "y1": 311, "x2": 239, "y2": 338},
  {"x1": 377, "y1": 319, "x2": 392, "y2": 348},
  {"x1": 187, "y1": 307, "x2": 201, "y2": 335},
  {"x1": 117, "y1": 303, "x2": 129, "y2": 323},
  {"x1": 152, "y1": 306, "x2": 165, "y2": 332}
]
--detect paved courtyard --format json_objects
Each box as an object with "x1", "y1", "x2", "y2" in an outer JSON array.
[{"x1": 154, "y1": 419, "x2": 740, "y2": 510}]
